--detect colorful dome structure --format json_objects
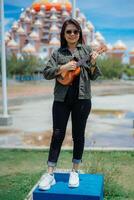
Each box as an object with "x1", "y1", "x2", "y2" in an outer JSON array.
[
  {"x1": 6, "y1": 0, "x2": 110, "y2": 59},
  {"x1": 129, "y1": 48, "x2": 134, "y2": 65},
  {"x1": 110, "y1": 40, "x2": 127, "y2": 62},
  {"x1": 32, "y1": 0, "x2": 72, "y2": 12}
]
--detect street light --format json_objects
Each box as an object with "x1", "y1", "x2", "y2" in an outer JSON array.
[{"x1": 0, "y1": 0, "x2": 12, "y2": 125}]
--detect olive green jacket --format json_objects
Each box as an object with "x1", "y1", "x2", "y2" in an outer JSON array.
[{"x1": 43, "y1": 44, "x2": 102, "y2": 102}]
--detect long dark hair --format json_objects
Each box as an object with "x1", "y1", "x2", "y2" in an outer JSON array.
[{"x1": 60, "y1": 18, "x2": 84, "y2": 48}]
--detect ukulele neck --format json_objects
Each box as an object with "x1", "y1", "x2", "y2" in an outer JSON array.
[{"x1": 76, "y1": 47, "x2": 105, "y2": 66}]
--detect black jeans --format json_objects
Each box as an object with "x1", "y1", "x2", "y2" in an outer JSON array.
[{"x1": 47, "y1": 98, "x2": 91, "y2": 167}]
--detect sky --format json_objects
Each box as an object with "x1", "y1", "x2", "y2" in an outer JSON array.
[{"x1": 3, "y1": 0, "x2": 134, "y2": 51}]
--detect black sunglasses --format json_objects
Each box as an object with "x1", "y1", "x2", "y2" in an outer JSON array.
[{"x1": 65, "y1": 29, "x2": 80, "y2": 35}]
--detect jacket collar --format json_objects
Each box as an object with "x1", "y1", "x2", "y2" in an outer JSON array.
[{"x1": 61, "y1": 43, "x2": 83, "y2": 51}]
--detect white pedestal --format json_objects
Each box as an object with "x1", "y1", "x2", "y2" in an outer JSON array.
[{"x1": 0, "y1": 115, "x2": 13, "y2": 126}]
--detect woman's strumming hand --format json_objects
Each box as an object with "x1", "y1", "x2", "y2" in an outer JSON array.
[{"x1": 60, "y1": 60, "x2": 77, "y2": 72}]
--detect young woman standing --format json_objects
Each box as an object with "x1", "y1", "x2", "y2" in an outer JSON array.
[{"x1": 39, "y1": 18, "x2": 102, "y2": 190}]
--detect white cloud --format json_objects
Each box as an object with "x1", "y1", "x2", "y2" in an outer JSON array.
[
  {"x1": 4, "y1": 18, "x2": 14, "y2": 27},
  {"x1": 76, "y1": 0, "x2": 134, "y2": 21},
  {"x1": 124, "y1": 40, "x2": 134, "y2": 50}
]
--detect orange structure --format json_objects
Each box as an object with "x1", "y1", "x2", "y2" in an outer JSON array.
[
  {"x1": 32, "y1": 0, "x2": 72, "y2": 12},
  {"x1": 32, "y1": 3, "x2": 41, "y2": 12}
]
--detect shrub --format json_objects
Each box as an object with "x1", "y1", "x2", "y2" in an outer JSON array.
[
  {"x1": 98, "y1": 57, "x2": 124, "y2": 79},
  {"x1": 6, "y1": 54, "x2": 45, "y2": 77}
]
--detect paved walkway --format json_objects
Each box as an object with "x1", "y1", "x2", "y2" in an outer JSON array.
[{"x1": 0, "y1": 80, "x2": 134, "y2": 149}]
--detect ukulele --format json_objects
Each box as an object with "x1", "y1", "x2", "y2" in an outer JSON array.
[{"x1": 57, "y1": 44, "x2": 107, "y2": 85}]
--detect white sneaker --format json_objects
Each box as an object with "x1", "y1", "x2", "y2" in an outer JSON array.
[
  {"x1": 38, "y1": 173, "x2": 56, "y2": 190},
  {"x1": 68, "y1": 171, "x2": 79, "y2": 188}
]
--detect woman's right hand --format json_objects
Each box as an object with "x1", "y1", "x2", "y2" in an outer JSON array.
[{"x1": 60, "y1": 60, "x2": 77, "y2": 72}]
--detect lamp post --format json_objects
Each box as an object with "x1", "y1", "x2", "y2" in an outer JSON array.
[
  {"x1": 0, "y1": 0, "x2": 12, "y2": 125},
  {"x1": 72, "y1": 0, "x2": 76, "y2": 19}
]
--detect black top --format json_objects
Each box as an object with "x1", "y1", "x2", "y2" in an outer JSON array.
[{"x1": 65, "y1": 74, "x2": 80, "y2": 105}]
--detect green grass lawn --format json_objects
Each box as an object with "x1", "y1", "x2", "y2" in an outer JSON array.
[{"x1": 0, "y1": 149, "x2": 134, "y2": 200}]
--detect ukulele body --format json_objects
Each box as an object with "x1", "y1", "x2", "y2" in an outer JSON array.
[
  {"x1": 56, "y1": 44, "x2": 107, "y2": 86},
  {"x1": 57, "y1": 66, "x2": 81, "y2": 85}
]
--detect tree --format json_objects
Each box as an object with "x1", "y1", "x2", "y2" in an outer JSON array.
[
  {"x1": 98, "y1": 57, "x2": 124, "y2": 79},
  {"x1": 6, "y1": 54, "x2": 43, "y2": 77}
]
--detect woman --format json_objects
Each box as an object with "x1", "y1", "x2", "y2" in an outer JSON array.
[{"x1": 39, "y1": 18, "x2": 102, "y2": 190}]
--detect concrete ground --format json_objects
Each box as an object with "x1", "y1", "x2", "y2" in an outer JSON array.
[{"x1": 0, "y1": 80, "x2": 134, "y2": 149}]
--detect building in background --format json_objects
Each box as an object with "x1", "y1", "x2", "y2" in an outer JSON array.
[
  {"x1": 129, "y1": 48, "x2": 134, "y2": 66},
  {"x1": 5, "y1": 0, "x2": 105, "y2": 58},
  {"x1": 5, "y1": 0, "x2": 133, "y2": 65}
]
